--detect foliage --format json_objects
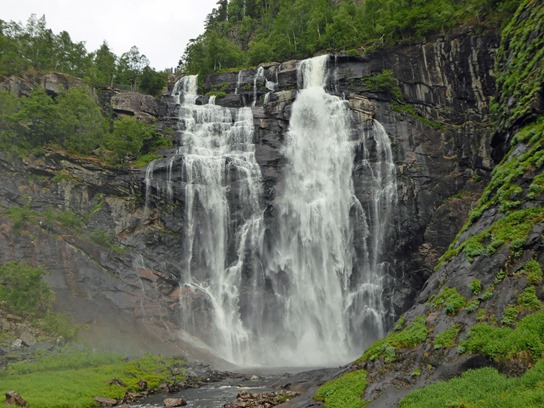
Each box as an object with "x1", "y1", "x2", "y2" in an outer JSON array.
[
  {"x1": 0, "y1": 350, "x2": 184, "y2": 408},
  {"x1": 179, "y1": 0, "x2": 519, "y2": 75},
  {"x1": 518, "y1": 286, "x2": 541, "y2": 311},
  {"x1": 433, "y1": 324, "x2": 461, "y2": 349},
  {"x1": 463, "y1": 310, "x2": 544, "y2": 363},
  {"x1": 399, "y1": 360, "x2": 544, "y2": 408},
  {"x1": 314, "y1": 369, "x2": 368, "y2": 408},
  {"x1": 0, "y1": 15, "x2": 166, "y2": 92},
  {"x1": 469, "y1": 279, "x2": 483, "y2": 295},
  {"x1": 104, "y1": 116, "x2": 157, "y2": 165},
  {"x1": 359, "y1": 316, "x2": 428, "y2": 363},
  {"x1": 522, "y1": 259, "x2": 543, "y2": 284},
  {"x1": 0, "y1": 261, "x2": 52, "y2": 317},
  {"x1": 364, "y1": 70, "x2": 402, "y2": 99},
  {"x1": 55, "y1": 87, "x2": 106, "y2": 154},
  {"x1": 493, "y1": 0, "x2": 544, "y2": 133},
  {"x1": 433, "y1": 287, "x2": 466, "y2": 315},
  {"x1": 139, "y1": 66, "x2": 168, "y2": 96}
]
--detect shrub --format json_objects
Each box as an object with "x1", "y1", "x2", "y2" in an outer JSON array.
[
  {"x1": 522, "y1": 259, "x2": 543, "y2": 284},
  {"x1": 359, "y1": 316, "x2": 428, "y2": 363},
  {"x1": 434, "y1": 325, "x2": 461, "y2": 349},
  {"x1": 314, "y1": 370, "x2": 367, "y2": 408},
  {"x1": 433, "y1": 288, "x2": 466, "y2": 316},
  {"x1": 469, "y1": 279, "x2": 483, "y2": 295},
  {"x1": 518, "y1": 286, "x2": 541, "y2": 310},
  {"x1": 0, "y1": 261, "x2": 52, "y2": 317}
]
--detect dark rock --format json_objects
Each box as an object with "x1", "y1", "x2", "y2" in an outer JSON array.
[
  {"x1": 4, "y1": 391, "x2": 28, "y2": 408},
  {"x1": 163, "y1": 397, "x2": 187, "y2": 407},
  {"x1": 92, "y1": 396, "x2": 117, "y2": 406},
  {"x1": 109, "y1": 377, "x2": 128, "y2": 387}
]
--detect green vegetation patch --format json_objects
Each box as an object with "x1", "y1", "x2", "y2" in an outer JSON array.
[
  {"x1": 314, "y1": 369, "x2": 368, "y2": 408},
  {"x1": 364, "y1": 70, "x2": 402, "y2": 99},
  {"x1": 462, "y1": 310, "x2": 544, "y2": 363},
  {"x1": 439, "y1": 207, "x2": 544, "y2": 266},
  {"x1": 433, "y1": 324, "x2": 461, "y2": 349},
  {"x1": 358, "y1": 316, "x2": 428, "y2": 363},
  {"x1": 0, "y1": 261, "x2": 78, "y2": 341},
  {"x1": 432, "y1": 287, "x2": 466, "y2": 316},
  {"x1": 400, "y1": 359, "x2": 544, "y2": 408},
  {"x1": 493, "y1": 0, "x2": 544, "y2": 132},
  {"x1": 521, "y1": 259, "x2": 543, "y2": 284},
  {"x1": 0, "y1": 350, "x2": 184, "y2": 408}
]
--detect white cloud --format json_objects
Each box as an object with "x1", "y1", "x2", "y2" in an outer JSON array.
[{"x1": 1, "y1": 0, "x2": 218, "y2": 70}]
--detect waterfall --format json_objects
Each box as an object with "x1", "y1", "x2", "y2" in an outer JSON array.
[
  {"x1": 171, "y1": 75, "x2": 264, "y2": 365},
  {"x1": 148, "y1": 56, "x2": 397, "y2": 367},
  {"x1": 263, "y1": 55, "x2": 397, "y2": 365}
]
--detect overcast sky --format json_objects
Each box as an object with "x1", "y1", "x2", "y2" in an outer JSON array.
[{"x1": 2, "y1": 0, "x2": 218, "y2": 70}]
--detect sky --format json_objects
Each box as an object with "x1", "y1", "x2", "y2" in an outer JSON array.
[{"x1": 2, "y1": 0, "x2": 219, "y2": 71}]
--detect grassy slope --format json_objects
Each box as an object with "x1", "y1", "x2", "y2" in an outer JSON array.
[{"x1": 0, "y1": 350, "x2": 184, "y2": 408}]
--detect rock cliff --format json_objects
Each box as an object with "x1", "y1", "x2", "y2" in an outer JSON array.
[{"x1": 0, "y1": 25, "x2": 505, "y2": 370}]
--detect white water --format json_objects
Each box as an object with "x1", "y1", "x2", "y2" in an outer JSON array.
[
  {"x1": 263, "y1": 55, "x2": 389, "y2": 365},
  {"x1": 149, "y1": 57, "x2": 397, "y2": 367},
  {"x1": 172, "y1": 76, "x2": 264, "y2": 365}
]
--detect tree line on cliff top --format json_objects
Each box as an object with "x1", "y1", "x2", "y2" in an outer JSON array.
[
  {"x1": 0, "y1": 14, "x2": 167, "y2": 97},
  {"x1": 180, "y1": 0, "x2": 520, "y2": 76}
]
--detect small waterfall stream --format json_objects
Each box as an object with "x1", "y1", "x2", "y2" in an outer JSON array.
[{"x1": 146, "y1": 55, "x2": 397, "y2": 367}]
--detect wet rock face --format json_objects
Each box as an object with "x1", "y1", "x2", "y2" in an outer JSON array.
[
  {"x1": 0, "y1": 29, "x2": 499, "y2": 362},
  {"x1": 166, "y1": 29, "x2": 498, "y2": 326}
]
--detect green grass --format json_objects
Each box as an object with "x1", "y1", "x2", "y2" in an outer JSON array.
[
  {"x1": 433, "y1": 324, "x2": 461, "y2": 349},
  {"x1": 0, "y1": 350, "x2": 184, "y2": 408},
  {"x1": 462, "y1": 309, "x2": 544, "y2": 363},
  {"x1": 358, "y1": 316, "x2": 428, "y2": 364},
  {"x1": 433, "y1": 287, "x2": 466, "y2": 316},
  {"x1": 399, "y1": 359, "x2": 544, "y2": 408},
  {"x1": 314, "y1": 369, "x2": 368, "y2": 408}
]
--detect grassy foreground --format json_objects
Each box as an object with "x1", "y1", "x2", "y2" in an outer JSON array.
[{"x1": 0, "y1": 350, "x2": 184, "y2": 408}]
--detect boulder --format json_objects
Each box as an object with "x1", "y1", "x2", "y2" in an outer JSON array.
[
  {"x1": 163, "y1": 397, "x2": 187, "y2": 407},
  {"x1": 4, "y1": 391, "x2": 28, "y2": 408},
  {"x1": 92, "y1": 396, "x2": 118, "y2": 406}
]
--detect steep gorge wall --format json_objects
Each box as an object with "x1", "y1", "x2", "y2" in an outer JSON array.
[
  {"x1": 152, "y1": 29, "x2": 499, "y2": 326},
  {"x1": 0, "y1": 29, "x2": 500, "y2": 362}
]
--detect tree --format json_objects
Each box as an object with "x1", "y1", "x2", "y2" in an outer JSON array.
[
  {"x1": 14, "y1": 86, "x2": 59, "y2": 146},
  {"x1": 88, "y1": 41, "x2": 117, "y2": 87},
  {"x1": 139, "y1": 66, "x2": 167, "y2": 97},
  {"x1": 105, "y1": 116, "x2": 155, "y2": 165},
  {"x1": 115, "y1": 46, "x2": 150, "y2": 89},
  {"x1": 53, "y1": 30, "x2": 90, "y2": 77},
  {"x1": 56, "y1": 87, "x2": 105, "y2": 154}
]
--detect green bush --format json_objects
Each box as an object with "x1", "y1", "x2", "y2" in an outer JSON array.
[
  {"x1": 522, "y1": 260, "x2": 543, "y2": 284},
  {"x1": 314, "y1": 369, "x2": 367, "y2": 408},
  {"x1": 359, "y1": 316, "x2": 428, "y2": 363},
  {"x1": 433, "y1": 288, "x2": 466, "y2": 316},
  {"x1": 518, "y1": 286, "x2": 541, "y2": 310},
  {"x1": 0, "y1": 261, "x2": 52, "y2": 317},
  {"x1": 469, "y1": 279, "x2": 483, "y2": 295},
  {"x1": 463, "y1": 310, "x2": 544, "y2": 362},
  {"x1": 434, "y1": 324, "x2": 461, "y2": 349}
]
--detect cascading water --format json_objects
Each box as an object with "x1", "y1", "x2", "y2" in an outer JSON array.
[
  {"x1": 170, "y1": 76, "x2": 264, "y2": 364},
  {"x1": 150, "y1": 55, "x2": 397, "y2": 367},
  {"x1": 262, "y1": 55, "x2": 396, "y2": 365}
]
